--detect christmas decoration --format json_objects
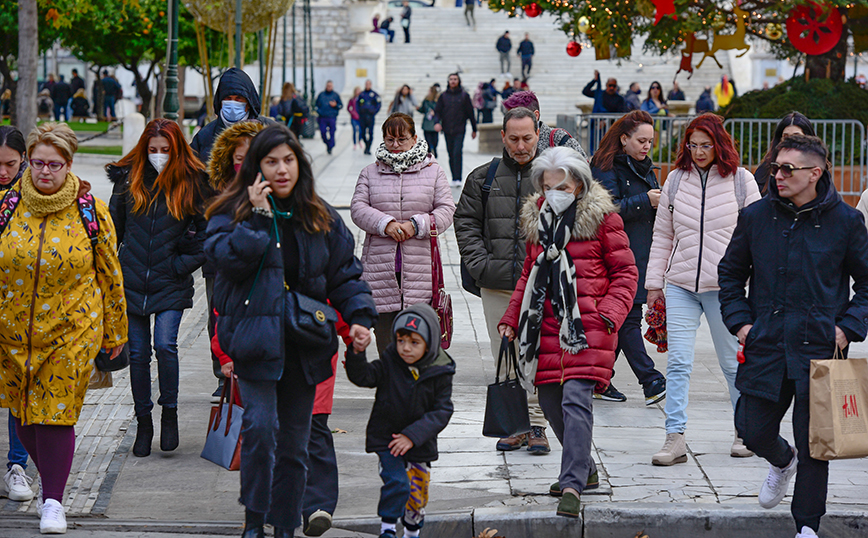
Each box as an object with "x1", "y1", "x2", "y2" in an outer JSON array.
[
  {"x1": 651, "y1": 0, "x2": 676, "y2": 26},
  {"x1": 577, "y1": 16, "x2": 590, "y2": 34},
  {"x1": 696, "y1": 4, "x2": 750, "y2": 69},
  {"x1": 524, "y1": 3, "x2": 541, "y2": 18},
  {"x1": 566, "y1": 41, "x2": 582, "y2": 57},
  {"x1": 786, "y1": 2, "x2": 844, "y2": 56},
  {"x1": 765, "y1": 23, "x2": 783, "y2": 41},
  {"x1": 675, "y1": 32, "x2": 708, "y2": 80}
]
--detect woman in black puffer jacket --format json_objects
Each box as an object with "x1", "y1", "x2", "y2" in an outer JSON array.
[
  {"x1": 108, "y1": 118, "x2": 209, "y2": 458},
  {"x1": 205, "y1": 124, "x2": 376, "y2": 538},
  {"x1": 591, "y1": 110, "x2": 666, "y2": 405}
]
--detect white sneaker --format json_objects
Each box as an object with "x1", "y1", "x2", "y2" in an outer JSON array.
[
  {"x1": 2, "y1": 464, "x2": 34, "y2": 501},
  {"x1": 39, "y1": 498, "x2": 67, "y2": 534},
  {"x1": 796, "y1": 526, "x2": 818, "y2": 537},
  {"x1": 759, "y1": 445, "x2": 798, "y2": 509}
]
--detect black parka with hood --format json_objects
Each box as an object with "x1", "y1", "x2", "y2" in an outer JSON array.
[{"x1": 345, "y1": 303, "x2": 455, "y2": 463}]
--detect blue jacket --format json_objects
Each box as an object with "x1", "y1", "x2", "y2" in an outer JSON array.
[
  {"x1": 315, "y1": 90, "x2": 343, "y2": 119},
  {"x1": 357, "y1": 89, "x2": 381, "y2": 117},
  {"x1": 594, "y1": 155, "x2": 659, "y2": 303},
  {"x1": 719, "y1": 172, "x2": 868, "y2": 400},
  {"x1": 205, "y1": 204, "x2": 377, "y2": 383},
  {"x1": 582, "y1": 79, "x2": 627, "y2": 114},
  {"x1": 517, "y1": 39, "x2": 534, "y2": 58}
]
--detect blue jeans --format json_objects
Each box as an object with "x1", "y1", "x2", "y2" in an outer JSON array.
[
  {"x1": 7, "y1": 411, "x2": 28, "y2": 470},
  {"x1": 379, "y1": 28, "x2": 395, "y2": 43},
  {"x1": 423, "y1": 130, "x2": 438, "y2": 158},
  {"x1": 376, "y1": 451, "x2": 429, "y2": 530},
  {"x1": 443, "y1": 132, "x2": 465, "y2": 182},
  {"x1": 318, "y1": 116, "x2": 337, "y2": 150},
  {"x1": 663, "y1": 284, "x2": 739, "y2": 434},
  {"x1": 351, "y1": 118, "x2": 361, "y2": 145},
  {"x1": 128, "y1": 310, "x2": 183, "y2": 417},
  {"x1": 237, "y1": 357, "x2": 316, "y2": 530},
  {"x1": 104, "y1": 95, "x2": 117, "y2": 119},
  {"x1": 53, "y1": 104, "x2": 68, "y2": 122}
]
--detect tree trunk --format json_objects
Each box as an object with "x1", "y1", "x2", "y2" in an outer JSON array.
[
  {"x1": 15, "y1": 0, "x2": 38, "y2": 133},
  {"x1": 805, "y1": 25, "x2": 849, "y2": 81}
]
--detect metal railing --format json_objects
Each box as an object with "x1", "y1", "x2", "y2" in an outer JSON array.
[{"x1": 556, "y1": 113, "x2": 868, "y2": 198}]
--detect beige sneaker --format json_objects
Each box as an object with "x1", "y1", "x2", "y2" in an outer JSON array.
[
  {"x1": 652, "y1": 432, "x2": 688, "y2": 466},
  {"x1": 731, "y1": 431, "x2": 754, "y2": 458}
]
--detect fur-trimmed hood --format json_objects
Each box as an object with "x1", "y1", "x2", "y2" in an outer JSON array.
[
  {"x1": 520, "y1": 179, "x2": 618, "y2": 243},
  {"x1": 207, "y1": 120, "x2": 265, "y2": 190}
]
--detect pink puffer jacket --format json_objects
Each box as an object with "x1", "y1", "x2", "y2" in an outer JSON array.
[
  {"x1": 646, "y1": 165, "x2": 760, "y2": 294},
  {"x1": 351, "y1": 154, "x2": 455, "y2": 313}
]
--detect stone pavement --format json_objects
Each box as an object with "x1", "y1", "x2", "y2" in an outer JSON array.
[{"x1": 2, "y1": 120, "x2": 867, "y2": 537}]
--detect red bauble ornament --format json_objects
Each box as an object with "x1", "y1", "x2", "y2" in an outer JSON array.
[
  {"x1": 786, "y1": 2, "x2": 843, "y2": 55},
  {"x1": 524, "y1": 3, "x2": 541, "y2": 18},
  {"x1": 566, "y1": 41, "x2": 582, "y2": 57}
]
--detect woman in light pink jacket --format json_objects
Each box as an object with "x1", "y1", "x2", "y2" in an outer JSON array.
[
  {"x1": 645, "y1": 114, "x2": 760, "y2": 466},
  {"x1": 351, "y1": 112, "x2": 455, "y2": 355}
]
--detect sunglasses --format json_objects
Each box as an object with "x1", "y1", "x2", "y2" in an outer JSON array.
[
  {"x1": 770, "y1": 162, "x2": 818, "y2": 178},
  {"x1": 650, "y1": 86, "x2": 661, "y2": 90},
  {"x1": 606, "y1": 84, "x2": 617, "y2": 88}
]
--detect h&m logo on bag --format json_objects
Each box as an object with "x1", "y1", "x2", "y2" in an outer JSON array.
[{"x1": 843, "y1": 394, "x2": 860, "y2": 419}]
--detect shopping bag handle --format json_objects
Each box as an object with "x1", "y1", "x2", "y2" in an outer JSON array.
[
  {"x1": 212, "y1": 376, "x2": 240, "y2": 436},
  {"x1": 495, "y1": 336, "x2": 522, "y2": 383},
  {"x1": 833, "y1": 346, "x2": 845, "y2": 360}
]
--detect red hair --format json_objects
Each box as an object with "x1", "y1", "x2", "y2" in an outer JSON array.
[
  {"x1": 111, "y1": 119, "x2": 205, "y2": 220},
  {"x1": 674, "y1": 113, "x2": 740, "y2": 178},
  {"x1": 590, "y1": 110, "x2": 654, "y2": 172}
]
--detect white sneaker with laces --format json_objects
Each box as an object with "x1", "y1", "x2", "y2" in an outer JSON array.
[
  {"x1": 796, "y1": 526, "x2": 818, "y2": 537},
  {"x1": 759, "y1": 445, "x2": 798, "y2": 509},
  {"x1": 39, "y1": 498, "x2": 67, "y2": 534},
  {"x1": 2, "y1": 464, "x2": 34, "y2": 501}
]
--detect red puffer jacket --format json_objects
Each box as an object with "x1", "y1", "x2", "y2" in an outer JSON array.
[{"x1": 500, "y1": 182, "x2": 637, "y2": 388}]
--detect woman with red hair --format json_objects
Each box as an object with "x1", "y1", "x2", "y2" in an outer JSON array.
[
  {"x1": 645, "y1": 113, "x2": 760, "y2": 466},
  {"x1": 108, "y1": 119, "x2": 210, "y2": 458}
]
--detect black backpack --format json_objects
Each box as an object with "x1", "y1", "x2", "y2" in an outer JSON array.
[{"x1": 460, "y1": 158, "x2": 500, "y2": 297}]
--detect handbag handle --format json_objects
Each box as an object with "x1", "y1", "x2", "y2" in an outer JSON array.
[
  {"x1": 495, "y1": 336, "x2": 520, "y2": 383},
  {"x1": 429, "y1": 216, "x2": 445, "y2": 298},
  {"x1": 212, "y1": 376, "x2": 240, "y2": 436}
]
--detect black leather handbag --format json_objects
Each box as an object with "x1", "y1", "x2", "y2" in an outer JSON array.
[
  {"x1": 482, "y1": 337, "x2": 531, "y2": 438},
  {"x1": 95, "y1": 344, "x2": 130, "y2": 372},
  {"x1": 284, "y1": 291, "x2": 338, "y2": 347}
]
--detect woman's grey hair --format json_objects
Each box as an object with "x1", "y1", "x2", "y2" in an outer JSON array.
[{"x1": 530, "y1": 146, "x2": 592, "y2": 198}]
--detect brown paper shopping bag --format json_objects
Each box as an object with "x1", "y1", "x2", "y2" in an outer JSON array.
[{"x1": 809, "y1": 354, "x2": 868, "y2": 460}]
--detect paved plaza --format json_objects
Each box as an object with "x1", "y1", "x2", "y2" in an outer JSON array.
[{"x1": 1, "y1": 122, "x2": 867, "y2": 537}]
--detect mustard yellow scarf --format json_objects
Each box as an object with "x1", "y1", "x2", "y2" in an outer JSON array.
[{"x1": 19, "y1": 168, "x2": 80, "y2": 218}]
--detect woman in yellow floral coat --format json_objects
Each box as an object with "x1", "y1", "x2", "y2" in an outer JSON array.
[{"x1": 0, "y1": 123, "x2": 127, "y2": 535}]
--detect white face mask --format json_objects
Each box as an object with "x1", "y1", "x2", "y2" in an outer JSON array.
[
  {"x1": 545, "y1": 189, "x2": 576, "y2": 215},
  {"x1": 148, "y1": 153, "x2": 169, "y2": 174}
]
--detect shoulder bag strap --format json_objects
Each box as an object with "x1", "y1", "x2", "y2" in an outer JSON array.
[
  {"x1": 430, "y1": 216, "x2": 444, "y2": 297},
  {"x1": 481, "y1": 157, "x2": 501, "y2": 215},
  {"x1": 0, "y1": 189, "x2": 22, "y2": 234},
  {"x1": 667, "y1": 169, "x2": 685, "y2": 213}
]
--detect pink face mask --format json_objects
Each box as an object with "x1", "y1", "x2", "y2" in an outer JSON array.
[{"x1": 234, "y1": 163, "x2": 242, "y2": 173}]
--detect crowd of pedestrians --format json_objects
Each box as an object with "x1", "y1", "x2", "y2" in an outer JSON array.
[{"x1": 0, "y1": 61, "x2": 859, "y2": 538}]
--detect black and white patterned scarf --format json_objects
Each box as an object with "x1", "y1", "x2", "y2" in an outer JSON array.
[
  {"x1": 375, "y1": 138, "x2": 430, "y2": 173},
  {"x1": 516, "y1": 198, "x2": 588, "y2": 390}
]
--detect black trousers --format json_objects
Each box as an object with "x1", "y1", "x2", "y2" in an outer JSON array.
[
  {"x1": 443, "y1": 132, "x2": 465, "y2": 182},
  {"x1": 360, "y1": 113, "x2": 376, "y2": 152},
  {"x1": 615, "y1": 303, "x2": 664, "y2": 386},
  {"x1": 302, "y1": 413, "x2": 338, "y2": 519},
  {"x1": 735, "y1": 376, "x2": 828, "y2": 533}
]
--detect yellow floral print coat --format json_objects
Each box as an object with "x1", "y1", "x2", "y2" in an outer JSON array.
[{"x1": 0, "y1": 175, "x2": 127, "y2": 426}]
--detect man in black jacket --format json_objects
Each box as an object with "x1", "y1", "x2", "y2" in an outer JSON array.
[
  {"x1": 517, "y1": 33, "x2": 535, "y2": 79},
  {"x1": 719, "y1": 135, "x2": 868, "y2": 538},
  {"x1": 434, "y1": 73, "x2": 477, "y2": 184},
  {"x1": 51, "y1": 75, "x2": 72, "y2": 121},
  {"x1": 496, "y1": 31, "x2": 512, "y2": 74},
  {"x1": 455, "y1": 107, "x2": 551, "y2": 454}
]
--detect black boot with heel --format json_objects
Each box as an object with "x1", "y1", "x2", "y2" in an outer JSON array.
[
  {"x1": 160, "y1": 406, "x2": 179, "y2": 452},
  {"x1": 132, "y1": 414, "x2": 153, "y2": 457}
]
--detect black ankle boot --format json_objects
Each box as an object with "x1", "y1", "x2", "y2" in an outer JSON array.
[
  {"x1": 160, "y1": 406, "x2": 179, "y2": 451},
  {"x1": 273, "y1": 528, "x2": 293, "y2": 538},
  {"x1": 241, "y1": 526, "x2": 264, "y2": 538},
  {"x1": 133, "y1": 414, "x2": 153, "y2": 457}
]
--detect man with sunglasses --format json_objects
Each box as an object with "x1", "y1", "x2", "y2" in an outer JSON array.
[
  {"x1": 719, "y1": 135, "x2": 868, "y2": 538},
  {"x1": 582, "y1": 70, "x2": 627, "y2": 114}
]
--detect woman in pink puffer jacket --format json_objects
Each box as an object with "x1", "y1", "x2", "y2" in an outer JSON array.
[
  {"x1": 645, "y1": 113, "x2": 761, "y2": 467},
  {"x1": 351, "y1": 112, "x2": 455, "y2": 355}
]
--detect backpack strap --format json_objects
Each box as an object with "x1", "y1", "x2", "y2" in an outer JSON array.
[
  {"x1": 734, "y1": 168, "x2": 747, "y2": 212},
  {"x1": 481, "y1": 157, "x2": 501, "y2": 213},
  {"x1": 75, "y1": 192, "x2": 101, "y2": 247},
  {"x1": 666, "y1": 169, "x2": 685, "y2": 213},
  {"x1": 549, "y1": 128, "x2": 573, "y2": 148},
  {"x1": 0, "y1": 189, "x2": 22, "y2": 235}
]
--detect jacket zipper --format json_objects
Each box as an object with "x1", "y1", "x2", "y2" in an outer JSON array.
[
  {"x1": 695, "y1": 180, "x2": 707, "y2": 293},
  {"x1": 666, "y1": 240, "x2": 679, "y2": 273},
  {"x1": 398, "y1": 172, "x2": 406, "y2": 308},
  {"x1": 141, "y1": 200, "x2": 158, "y2": 313},
  {"x1": 512, "y1": 168, "x2": 522, "y2": 288},
  {"x1": 23, "y1": 217, "x2": 49, "y2": 424}
]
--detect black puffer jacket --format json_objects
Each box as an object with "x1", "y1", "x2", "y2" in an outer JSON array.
[
  {"x1": 108, "y1": 162, "x2": 207, "y2": 316},
  {"x1": 346, "y1": 303, "x2": 455, "y2": 463},
  {"x1": 455, "y1": 152, "x2": 537, "y2": 291},
  {"x1": 205, "y1": 205, "x2": 377, "y2": 383},
  {"x1": 719, "y1": 171, "x2": 868, "y2": 400},
  {"x1": 594, "y1": 154, "x2": 659, "y2": 303},
  {"x1": 433, "y1": 86, "x2": 477, "y2": 136}
]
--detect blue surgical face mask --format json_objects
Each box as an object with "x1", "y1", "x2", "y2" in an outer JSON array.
[{"x1": 221, "y1": 100, "x2": 248, "y2": 123}]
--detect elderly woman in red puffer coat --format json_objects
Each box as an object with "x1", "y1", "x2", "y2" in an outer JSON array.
[{"x1": 499, "y1": 146, "x2": 637, "y2": 519}]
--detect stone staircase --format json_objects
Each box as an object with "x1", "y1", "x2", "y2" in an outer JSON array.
[{"x1": 381, "y1": 6, "x2": 732, "y2": 123}]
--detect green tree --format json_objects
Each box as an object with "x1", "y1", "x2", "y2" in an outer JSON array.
[{"x1": 488, "y1": 0, "x2": 868, "y2": 81}]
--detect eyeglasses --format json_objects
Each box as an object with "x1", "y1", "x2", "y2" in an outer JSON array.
[
  {"x1": 384, "y1": 137, "x2": 411, "y2": 146},
  {"x1": 29, "y1": 159, "x2": 66, "y2": 172},
  {"x1": 686, "y1": 144, "x2": 714, "y2": 151},
  {"x1": 770, "y1": 162, "x2": 818, "y2": 178}
]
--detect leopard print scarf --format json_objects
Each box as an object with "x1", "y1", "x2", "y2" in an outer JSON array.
[{"x1": 375, "y1": 138, "x2": 430, "y2": 173}]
